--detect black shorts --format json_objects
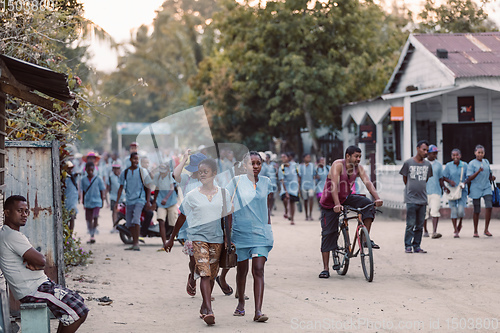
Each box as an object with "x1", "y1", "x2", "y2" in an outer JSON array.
[
  {"x1": 281, "y1": 194, "x2": 300, "y2": 202},
  {"x1": 319, "y1": 195, "x2": 374, "y2": 253}
]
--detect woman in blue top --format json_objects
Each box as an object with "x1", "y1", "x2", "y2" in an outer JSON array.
[
  {"x1": 443, "y1": 149, "x2": 468, "y2": 238},
  {"x1": 465, "y1": 145, "x2": 495, "y2": 237},
  {"x1": 227, "y1": 151, "x2": 273, "y2": 322}
]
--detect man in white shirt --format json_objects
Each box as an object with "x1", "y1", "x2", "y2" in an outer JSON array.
[{"x1": 0, "y1": 195, "x2": 88, "y2": 332}]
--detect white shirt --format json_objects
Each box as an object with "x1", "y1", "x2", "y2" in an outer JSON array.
[{"x1": 0, "y1": 226, "x2": 48, "y2": 300}]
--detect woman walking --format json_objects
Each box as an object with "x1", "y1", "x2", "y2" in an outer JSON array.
[
  {"x1": 227, "y1": 151, "x2": 273, "y2": 322},
  {"x1": 165, "y1": 158, "x2": 231, "y2": 326},
  {"x1": 465, "y1": 145, "x2": 495, "y2": 237},
  {"x1": 443, "y1": 149, "x2": 468, "y2": 238}
]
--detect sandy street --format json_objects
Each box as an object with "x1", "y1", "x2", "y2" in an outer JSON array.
[{"x1": 54, "y1": 203, "x2": 500, "y2": 333}]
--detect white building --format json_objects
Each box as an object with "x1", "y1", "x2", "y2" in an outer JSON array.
[{"x1": 342, "y1": 32, "x2": 500, "y2": 209}]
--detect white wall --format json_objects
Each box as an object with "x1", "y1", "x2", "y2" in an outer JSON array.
[{"x1": 394, "y1": 46, "x2": 454, "y2": 93}]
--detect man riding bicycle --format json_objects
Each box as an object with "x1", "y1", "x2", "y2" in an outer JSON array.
[{"x1": 318, "y1": 145, "x2": 383, "y2": 279}]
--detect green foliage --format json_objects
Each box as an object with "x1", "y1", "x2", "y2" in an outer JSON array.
[
  {"x1": 62, "y1": 208, "x2": 92, "y2": 271},
  {"x1": 82, "y1": 0, "x2": 220, "y2": 151},
  {"x1": 417, "y1": 0, "x2": 498, "y2": 33},
  {"x1": 1, "y1": 1, "x2": 101, "y2": 269},
  {"x1": 193, "y1": 0, "x2": 407, "y2": 153}
]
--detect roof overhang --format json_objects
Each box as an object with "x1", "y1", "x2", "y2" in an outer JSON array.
[{"x1": 0, "y1": 54, "x2": 77, "y2": 111}]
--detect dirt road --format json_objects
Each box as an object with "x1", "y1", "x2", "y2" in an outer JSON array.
[{"x1": 55, "y1": 204, "x2": 500, "y2": 332}]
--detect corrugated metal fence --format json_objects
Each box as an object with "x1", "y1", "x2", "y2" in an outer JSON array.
[{"x1": 4, "y1": 140, "x2": 64, "y2": 284}]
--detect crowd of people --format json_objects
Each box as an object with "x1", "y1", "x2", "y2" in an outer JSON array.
[
  {"x1": 0, "y1": 140, "x2": 496, "y2": 330},
  {"x1": 401, "y1": 141, "x2": 495, "y2": 254}
]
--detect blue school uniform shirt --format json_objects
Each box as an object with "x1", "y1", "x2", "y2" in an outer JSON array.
[
  {"x1": 80, "y1": 175, "x2": 105, "y2": 209},
  {"x1": 299, "y1": 163, "x2": 315, "y2": 191},
  {"x1": 108, "y1": 173, "x2": 124, "y2": 202},
  {"x1": 153, "y1": 173, "x2": 177, "y2": 208},
  {"x1": 443, "y1": 160, "x2": 468, "y2": 202},
  {"x1": 226, "y1": 175, "x2": 274, "y2": 249},
  {"x1": 119, "y1": 167, "x2": 148, "y2": 206},
  {"x1": 262, "y1": 162, "x2": 277, "y2": 191},
  {"x1": 315, "y1": 165, "x2": 330, "y2": 194},
  {"x1": 64, "y1": 174, "x2": 79, "y2": 213},
  {"x1": 467, "y1": 159, "x2": 492, "y2": 199},
  {"x1": 426, "y1": 159, "x2": 443, "y2": 195},
  {"x1": 278, "y1": 162, "x2": 299, "y2": 196}
]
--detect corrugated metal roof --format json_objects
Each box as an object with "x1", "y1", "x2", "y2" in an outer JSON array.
[
  {"x1": 414, "y1": 33, "x2": 500, "y2": 77},
  {"x1": 0, "y1": 54, "x2": 75, "y2": 105}
]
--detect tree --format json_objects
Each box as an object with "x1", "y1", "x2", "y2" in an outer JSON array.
[
  {"x1": 193, "y1": 0, "x2": 407, "y2": 154},
  {"x1": 417, "y1": 0, "x2": 498, "y2": 33},
  {"x1": 85, "y1": 0, "x2": 220, "y2": 151}
]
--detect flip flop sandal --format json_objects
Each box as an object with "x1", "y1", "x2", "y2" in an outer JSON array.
[
  {"x1": 233, "y1": 308, "x2": 245, "y2": 316},
  {"x1": 215, "y1": 276, "x2": 233, "y2": 296},
  {"x1": 318, "y1": 270, "x2": 330, "y2": 278},
  {"x1": 254, "y1": 313, "x2": 269, "y2": 322},
  {"x1": 203, "y1": 314, "x2": 215, "y2": 325},
  {"x1": 473, "y1": 233, "x2": 480, "y2": 238},
  {"x1": 186, "y1": 274, "x2": 196, "y2": 296}
]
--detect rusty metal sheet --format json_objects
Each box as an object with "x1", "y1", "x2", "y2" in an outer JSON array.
[{"x1": 4, "y1": 141, "x2": 62, "y2": 283}]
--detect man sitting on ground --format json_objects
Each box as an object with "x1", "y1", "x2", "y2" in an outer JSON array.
[{"x1": 0, "y1": 195, "x2": 88, "y2": 333}]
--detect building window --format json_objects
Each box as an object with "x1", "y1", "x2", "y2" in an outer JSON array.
[{"x1": 458, "y1": 96, "x2": 475, "y2": 122}]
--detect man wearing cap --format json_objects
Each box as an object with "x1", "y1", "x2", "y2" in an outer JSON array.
[
  {"x1": 152, "y1": 163, "x2": 178, "y2": 248},
  {"x1": 423, "y1": 144, "x2": 445, "y2": 239},
  {"x1": 64, "y1": 161, "x2": 80, "y2": 235}
]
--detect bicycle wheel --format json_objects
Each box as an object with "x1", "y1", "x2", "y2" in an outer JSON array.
[
  {"x1": 333, "y1": 225, "x2": 350, "y2": 275},
  {"x1": 359, "y1": 226, "x2": 374, "y2": 282}
]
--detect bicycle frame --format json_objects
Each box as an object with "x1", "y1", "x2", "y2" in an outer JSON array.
[{"x1": 339, "y1": 211, "x2": 365, "y2": 258}]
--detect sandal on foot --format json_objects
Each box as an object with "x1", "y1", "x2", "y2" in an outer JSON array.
[
  {"x1": 254, "y1": 313, "x2": 269, "y2": 322},
  {"x1": 233, "y1": 308, "x2": 245, "y2": 316},
  {"x1": 484, "y1": 231, "x2": 493, "y2": 237},
  {"x1": 215, "y1": 276, "x2": 233, "y2": 296},
  {"x1": 318, "y1": 270, "x2": 330, "y2": 278},
  {"x1": 473, "y1": 233, "x2": 479, "y2": 238},
  {"x1": 203, "y1": 314, "x2": 215, "y2": 325},
  {"x1": 186, "y1": 274, "x2": 196, "y2": 296},
  {"x1": 454, "y1": 232, "x2": 460, "y2": 238}
]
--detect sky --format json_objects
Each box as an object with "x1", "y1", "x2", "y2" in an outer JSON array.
[{"x1": 81, "y1": 0, "x2": 500, "y2": 72}]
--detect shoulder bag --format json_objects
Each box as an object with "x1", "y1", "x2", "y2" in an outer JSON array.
[
  {"x1": 219, "y1": 188, "x2": 237, "y2": 269},
  {"x1": 446, "y1": 164, "x2": 464, "y2": 201}
]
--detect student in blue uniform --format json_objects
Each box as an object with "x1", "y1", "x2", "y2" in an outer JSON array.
[
  {"x1": 227, "y1": 151, "x2": 273, "y2": 323},
  {"x1": 80, "y1": 162, "x2": 106, "y2": 244},
  {"x1": 465, "y1": 145, "x2": 495, "y2": 237}
]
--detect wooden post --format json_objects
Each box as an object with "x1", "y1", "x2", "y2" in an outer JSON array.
[{"x1": 51, "y1": 140, "x2": 65, "y2": 286}]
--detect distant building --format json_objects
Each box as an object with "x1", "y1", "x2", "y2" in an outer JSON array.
[{"x1": 342, "y1": 32, "x2": 500, "y2": 166}]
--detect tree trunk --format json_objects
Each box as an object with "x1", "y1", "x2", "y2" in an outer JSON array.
[{"x1": 304, "y1": 105, "x2": 321, "y2": 156}]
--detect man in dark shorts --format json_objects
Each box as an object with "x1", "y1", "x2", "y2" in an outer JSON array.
[
  {"x1": 0, "y1": 195, "x2": 88, "y2": 332},
  {"x1": 318, "y1": 146, "x2": 383, "y2": 278}
]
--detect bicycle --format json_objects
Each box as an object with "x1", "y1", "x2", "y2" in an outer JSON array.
[{"x1": 332, "y1": 202, "x2": 379, "y2": 282}]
